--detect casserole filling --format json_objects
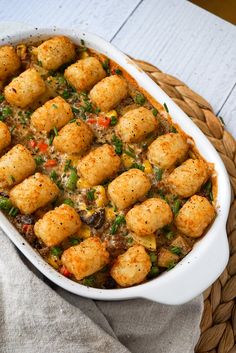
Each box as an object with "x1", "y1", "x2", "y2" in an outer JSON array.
[{"x1": 0, "y1": 36, "x2": 216, "y2": 289}]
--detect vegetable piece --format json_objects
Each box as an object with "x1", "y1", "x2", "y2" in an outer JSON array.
[
  {"x1": 87, "y1": 118, "x2": 97, "y2": 124},
  {"x1": 152, "y1": 108, "x2": 158, "y2": 116},
  {"x1": 63, "y1": 198, "x2": 74, "y2": 207},
  {"x1": 130, "y1": 163, "x2": 145, "y2": 172},
  {"x1": 149, "y1": 252, "x2": 157, "y2": 263},
  {"x1": 157, "y1": 248, "x2": 179, "y2": 268},
  {"x1": 83, "y1": 275, "x2": 95, "y2": 286},
  {"x1": 110, "y1": 214, "x2": 126, "y2": 234},
  {"x1": 77, "y1": 224, "x2": 91, "y2": 239},
  {"x1": 124, "y1": 146, "x2": 136, "y2": 159},
  {"x1": 44, "y1": 159, "x2": 57, "y2": 168},
  {"x1": 34, "y1": 155, "x2": 44, "y2": 166},
  {"x1": 170, "y1": 246, "x2": 182, "y2": 255},
  {"x1": 66, "y1": 169, "x2": 78, "y2": 191},
  {"x1": 134, "y1": 93, "x2": 146, "y2": 105},
  {"x1": 131, "y1": 233, "x2": 157, "y2": 250},
  {"x1": 0, "y1": 196, "x2": 12, "y2": 211},
  {"x1": 38, "y1": 141, "x2": 48, "y2": 153},
  {"x1": 94, "y1": 185, "x2": 108, "y2": 207},
  {"x1": 87, "y1": 189, "x2": 96, "y2": 201},
  {"x1": 172, "y1": 199, "x2": 181, "y2": 216},
  {"x1": 148, "y1": 266, "x2": 159, "y2": 278},
  {"x1": 143, "y1": 160, "x2": 153, "y2": 174},
  {"x1": 98, "y1": 116, "x2": 111, "y2": 128},
  {"x1": 105, "y1": 206, "x2": 116, "y2": 221},
  {"x1": 29, "y1": 139, "x2": 37, "y2": 148},
  {"x1": 121, "y1": 153, "x2": 134, "y2": 169},
  {"x1": 111, "y1": 135, "x2": 123, "y2": 155},
  {"x1": 60, "y1": 265, "x2": 71, "y2": 277},
  {"x1": 51, "y1": 246, "x2": 63, "y2": 257},
  {"x1": 64, "y1": 159, "x2": 72, "y2": 172},
  {"x1": 154, "y1": 166, "x2": 163, "y2": 181},
  {"x1": 106, "y1": 109, "x2": 117, "y2": 122}
]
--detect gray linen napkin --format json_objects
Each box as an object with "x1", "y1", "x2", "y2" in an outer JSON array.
[
  {"x1": 0, "y1": 231, "x2": 203, "y2": 353},
  {"x1": 0, "y1": 22, "x2": 203, "y2": 353}
]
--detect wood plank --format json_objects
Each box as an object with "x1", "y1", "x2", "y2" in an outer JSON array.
[
  {"x1": 0, "y1": 0, "x2": 141, "y2": 41},
  {"x1": 218, "y1": 85, "x2": 236, "y2": 138},
  {"x1": 112, "y1": 0, "x2": 236, "y2": 116}
]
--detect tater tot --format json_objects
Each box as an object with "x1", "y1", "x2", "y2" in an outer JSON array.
[
  {"x1": 35, "y1": 36, "x2": 76, "y2": 70},
  {"x1": 61, "y1": 237, "x2": 110, "y2": 280},
  {"x1": 0, "y1": 121, "x2": 11, "y2": 152},
  {"x1": 115, "y1": 107, "x2": 158, "y2": 143},
  {"x1": 77, "y1": 144, "x2": 121, "y2": 186},
  {"x1": 167, "y1": 159, "x2": 209, "y2": 198},
  {"x1": 34, "y1": 204, "x2": 81, "y2": 247},
  {"x1": 4, "y1": 68, "x2": 45, "y2": 108},
  {"x1": 0, "y1": 144, "x2": 35, "y2": 188},
  {"x1": 53, "y1": 120, "x2": 94, "y2": 154},
  {"x1": 126, "y1": 198, "x2": 173, "y2": 236},
  {"x1": 31, "y1": 96, "x2": 73, "y2": 132},
  {"x1": 175, "y1": 195, "x2": 215, "y2": 238},
  {"x1": 64, "y1": 57, "x2": 106, "y2": 92},
  {"x1": 10, "y1": 173, "x2": 59, "y2": 214},
  {"x1": 108, "y1": 169, "x2": 151, "y2": 210},
  {"x1": 0, "y1": 45, "x2": 21, "y2": 81},
  {"x1": 90, "y1": 75, "x2": 128, "y2": 112},
  {"x1": 110, "y1": 245, "x2": 151, "y2": 287},
  {"x1": 147, "y1": 133, "x2": 189, "y2": 170}
]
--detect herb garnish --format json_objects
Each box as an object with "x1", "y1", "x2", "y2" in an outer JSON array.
[
  {"x1": 154, "y1": 166, "x2": 163, "y2": 181},
  {"x1": 110, "y1": 215, "x2": 126, "y2": 234},
  {"x1": 34, "y1": 155, "x2": 44, "y2": 166},
  {"x1": 51, "y1": 246, "x2": 62, "y2": 257},
  {"x1": 172, "y1": 199, "x2": 181, "y2": 216},
  {"x1": 130, "y1": 163, "x2": 145, "y2": 172},
  {"x1": 170, "y1": 246, "x2": 182, "y2": 255},
  {"x1": 111, "y1": 135, "x2": 123, "y2": 155},
  {"x1": 124, "y1": 146, "x2": 136, "y2": 159},
  {"x1": 63, "y1": 198, "x2": 75, "y2": 207},
  {"x1": 87, "y1": 189, "x2": 96, "y2": 201}
]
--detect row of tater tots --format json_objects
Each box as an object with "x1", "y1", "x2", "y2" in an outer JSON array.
[{"x1": 0, "y1": 36, "x2": 215, "y2": 287}]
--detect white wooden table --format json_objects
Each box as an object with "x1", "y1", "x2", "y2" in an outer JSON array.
[{"x1": 0, "y1": 0, "x2": 235, "y2": 137}]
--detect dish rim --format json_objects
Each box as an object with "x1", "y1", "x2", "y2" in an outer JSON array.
[{"x1": 0, "y1": 26, "x2": 231, "y2": 304}]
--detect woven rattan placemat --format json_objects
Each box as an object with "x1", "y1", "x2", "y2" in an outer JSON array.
[{"x1": 133, "y1": 59, "x2": 236, "y2": 353}]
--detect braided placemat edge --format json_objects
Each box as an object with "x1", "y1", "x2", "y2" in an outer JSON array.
[{"x1": 133, "y1": 59, "x2": 236, "y2": 353}]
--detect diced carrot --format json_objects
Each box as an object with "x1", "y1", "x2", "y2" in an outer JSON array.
[
  {"x1": 60, "y1": 265, "x2": 71, "y2": 277},
  {"x1": 87, "y1": 118, "x2": 97, "y2": 124},
  {"x1": 29, "y1": 139, "x2": 37, "y2": 148},
  {"x1": 38, "y1": 141, "x2": 48, "y2": 152},
  {"x1": 44, "y1": 159, "x2": 57, "y2": 167},
  {"x1": 98, "y1": 116, "x2": 111, "y2": 128},
  {"x1": 22, "y1": 224, "x2": 33, "y2": 233}
]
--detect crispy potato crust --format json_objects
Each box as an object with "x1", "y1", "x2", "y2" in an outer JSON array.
[
  {"x1": 175, "y1": 195, "x2": 215, "y2": 237},
  {"x1": 61, "y1": 237, "x2": 110, "y2": 280},
  {"x1": 108, "y1": 169, "x2": 151, "y2": 210},
  {"x1": 34, "y1": 204, "x2": 81, "y2": 246},
  {"x1": 10, "y1": 173, "x2": 59, "y2": 214},
  {"x1": 110, "y1": 245, "x2": 151, "y2": 287}
]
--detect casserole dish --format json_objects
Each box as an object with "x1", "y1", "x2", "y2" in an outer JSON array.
[{"x1": 0, "y1": 27, "x2": 231, "y2": 304}]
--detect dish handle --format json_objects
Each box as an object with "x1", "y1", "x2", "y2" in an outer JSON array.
[{"x1": 139, "y1": 229, "x2": 229, "y2": 305}]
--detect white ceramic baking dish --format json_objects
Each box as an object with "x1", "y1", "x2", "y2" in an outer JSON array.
[{"x1": 0, "y1": 27, "x2": 231, "y2": 304}]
